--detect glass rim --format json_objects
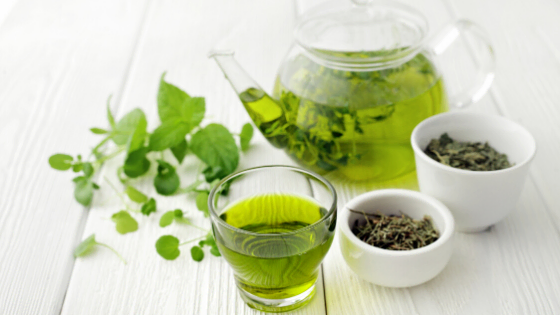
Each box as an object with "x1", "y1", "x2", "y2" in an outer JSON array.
[{"x1": 207, "y1": 165, "x2": 337, "y2": 237}]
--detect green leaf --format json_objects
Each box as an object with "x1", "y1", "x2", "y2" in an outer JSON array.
[
  {"x1": 72, "y1": 163, "x2": 83, "y2": 173},
  {"x1": 112, "y1": 109, "x2": 147, "y2": 145},
  {"x1": 210, "y1": 246, "x2": 221, "y2": 257},
  {"x1": 74, "y1": 234, "x2": 97, "y2": 257},
  {"x1": 141, "y1": 198, "x2": 157, "y2": 216},
  {"x1": 74, "y1": 233, "x2": 127, "y2": 264},
  {"x1": 90, "y1": 127, "x2": 108, "y2": 135},
  {"x1": 240, "y1": 123, "x2": 254, "y2": 151},
  {"x1": 74, "y1": 177, "x2": 94, "y2": 206},
  {"x1": 107, "y1": 96, "x2": 116, "y2": 129},
  {"x1": 157, "y1": 74, "x2": 205, "y2": 130},
  {"x1": 170, "y1": 139, "x2": 188, "y2": 164},
  {"x1": 159, "y1": 211, "x2": 175, "y2": 227},
  {"x1": 154, "y1": 160, "x2": 180, "y2": 196},
  {"x1": 159, "y1": 209, "x2": 188, "y2": 227},
  {"x1": 202, "y1": 166, "x2": 224, "y2": 183},
  {"x1": 156, "y1": 235, "x2": 180, "y2": 260},
  {"x1": 196, "y1": 192, "x2": 209, "y2": 217},
  {"x1": 111, "y1": 211, "x2": 138, "y2": 234},
  {"x1": 127, "y1": 118, "x2": 147, "y2": 154},
  {"x1": 123, "y1": 148, "x2": 151, "y2": 178},
  {"x1": 125, "y1": 186, "x2": 148, "y2": 203},
  {"x1": 190, "y1": 124, "x2": 239, "y2": 177},
  {"x1": 82, "y1": 162, "x2": 94, "y2": 177},
  {"x1": 148, "y1": 121, "x2": 190, "y2": 151},
  {"x1": 190, "y1": 246, "x2": 204, "y2": 262},
  {"x1": 48, "y1": 154, "x2": 73, "y2": 171}
]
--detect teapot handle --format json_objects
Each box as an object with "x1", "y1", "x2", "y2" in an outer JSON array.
[{"x1": 426, "y1": 20, "x2": 495, "y2": 108}]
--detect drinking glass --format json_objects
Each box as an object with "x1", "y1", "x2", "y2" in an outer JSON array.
[{"x1": 208, "y1": 165, "x2": 337, "y2": 313}]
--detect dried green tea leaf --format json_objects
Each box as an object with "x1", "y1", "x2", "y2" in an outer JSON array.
[{"x1": 424, "y1": 133, "x2": 512, "y2": 171}]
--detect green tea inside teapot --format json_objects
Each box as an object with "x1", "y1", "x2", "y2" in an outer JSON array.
[{"x1": 211, "y1": 0, "x2": 494, "y2": 182}]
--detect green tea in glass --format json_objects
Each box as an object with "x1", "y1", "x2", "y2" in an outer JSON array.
[{"x1": 208, "y1": 166, "x2": 337, "y2": 313}]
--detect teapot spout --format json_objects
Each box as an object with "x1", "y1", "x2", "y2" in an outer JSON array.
[{"x1": 209, "y1": 51, "x2": 288, "y2": 148}]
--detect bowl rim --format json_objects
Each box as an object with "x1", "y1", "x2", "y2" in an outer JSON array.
[
  {"x1": 410, "y1": 112, "x2": 537, "y2": 176},
  {"x1": 339, "y1": 189, "x2": 455, "y2": 257}
]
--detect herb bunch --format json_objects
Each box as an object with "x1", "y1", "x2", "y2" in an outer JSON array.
[
  {"x1": 49, "y1": 73, "x2": 254, "y2": 263},
  {"x1": 350, "y1": 210, "x2": 439, "y2": 250}
]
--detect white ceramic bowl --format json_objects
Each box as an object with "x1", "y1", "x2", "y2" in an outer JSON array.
[
  {"x1": 339, "y1": 189, "x2": 455, "y2": 288},
  {"x1": 411, "y1": 112, "x2": 536, "y2": 232}
]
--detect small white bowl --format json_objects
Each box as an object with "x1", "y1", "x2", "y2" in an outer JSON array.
[
  {"x1": 339, "y1": 189, "x2": 455, "y2": 288},
  {"x1": 411, "y1": 112, "x2": 536, "y2": 232}
]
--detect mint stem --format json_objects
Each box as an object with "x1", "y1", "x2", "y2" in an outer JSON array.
[
  {"x1": 96, "y1": 242, "x2": 127, "y2": 264},
  {"x1": 96, "y1": 147, "x2": 125, "y2": 165},
  {"x1": 186, "y1": 223, "x2": 208, "y2": 232},
  {"x1": 179, "y1": 235, "x2": 206, "y2": 246},
  {"x1": 92, "y1": 136, "x2": 112, "y2": 155},
  {"x1": 104, "y1": 176, "x2": 130, "y2": 209}
]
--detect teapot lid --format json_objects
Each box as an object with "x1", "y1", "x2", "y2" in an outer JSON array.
[{"x1": 295, "y1": 0, "x2": 428, "y2": 69}]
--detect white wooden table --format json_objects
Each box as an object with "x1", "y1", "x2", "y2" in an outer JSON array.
[{"x1": 1, "y1": 0, "x2": 559, "y2": 314}]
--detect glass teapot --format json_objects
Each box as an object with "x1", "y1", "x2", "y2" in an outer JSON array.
[{"x1": 210, "y1": 0, "x2": 494, "y2": 182}]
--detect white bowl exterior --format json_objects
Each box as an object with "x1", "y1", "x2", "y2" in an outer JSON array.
[
  {"x1": 340, "y1": 229, "x2": 453, "y2": 287},
  {"x1": 414, "y1": 153, "x2": 531, "y2": 232},
  {"x1": 411, "y1": 112, "x2": 536, "y2": 232},
  {"x1": 339, "y1": 189, "x2": 455, "y2": 287}
]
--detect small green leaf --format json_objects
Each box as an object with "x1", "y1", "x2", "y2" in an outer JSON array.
[
  {"x1": 157, "y1": 74, "x2": 205, "y2": 130},
  {"x1": 72, "y1": 163, "x2": 83, "y2": 172},
  {"x1": 92, "y1": 182, "x2": 100, "y2": 189},
  {"x1": 111, "y1": 211, "x2": 138, "y2": 234},
  {"x1": 154, "y1": 160, "x2": 180, "y2": 196},
  {"x1": 202, "y1": 166, "x2": 224, "y2": 183},
  {"x1": 210, "y1": 246, "x2": 221, "y2": 257},
  {"x1": 190, "y1": 124, "x2": 239, "y2": 177},
  {"x1": 127, "y1": 118, "x2": 147, "y2": 154},
  {"x1": 240, "y1": 123, "x2": 254, "y2": 151},
  {"x1": 156, "y1": 235, "x2": 180, "y2": 260},
  {"x1": 49, "y1": 154, "x2": 73, "y2": 171},
  {"x1": 141, "y1": 198, "x2": 157, "y2": 216},
  {"x1": 159, "y1": 211, "x2": 175, "y2": 227},
  {"x1": 190, "y1": 246, "x2": 204, "y2": 262},
  {"x1": 107, "y1": 96, "x2": 116, "y2": 129},
  {"x1": 123, "y1": 148, "x2": 151, "y2": 178},
  {"x1": 90, "y1": 128, "x2": 108, "y2": 134},
  {"x1": 113, "y1": 109, "x2": 147, "y2": 145},
  {"x1": 170, "y1": 139, "x2": 188, "y2": 164},
  {"x1": 82, "y1": 162, "x2": 94, "y2": 177},
  {"x1": 125, "y1": 186, "x2": 148, "y2": 203},
  {"x1": 74, "y1": 177, "x2": 94, "y2": 206},
  {"x1": 173, "y1": 209, "x2": 184, "y2": 218},
  {"x1": 148, "y1": 121, "x2": 190, "y2": 151},
  {"x1": 196, "y1": 192, "x2": 209, "y2": 217},
  {"x1": 74, "y1": 234, "x2": 97, "y2": 257},
  {"x1": 74, "y1": 233, "x2": 127, "y2": 264}
]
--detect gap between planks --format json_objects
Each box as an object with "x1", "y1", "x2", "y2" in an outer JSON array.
[{"x1": 58, "y1": 0, "x2": 156, "y2": 312}]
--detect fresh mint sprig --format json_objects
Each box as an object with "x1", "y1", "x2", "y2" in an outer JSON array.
[{"x1": 49, "y1": 73, "x2": 254, "y2": 263}]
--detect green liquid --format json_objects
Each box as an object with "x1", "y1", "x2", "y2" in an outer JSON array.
[
  {"x1": 240, "y1": 53, "x2": 448, "y2": 181},
  {"x1": 216, "y1": 194, "x2": 334, "y2": 301}
]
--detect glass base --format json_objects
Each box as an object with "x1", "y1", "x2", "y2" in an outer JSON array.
[{"x1": 238, "y1": 284, "x2": 316, "y2": 313}]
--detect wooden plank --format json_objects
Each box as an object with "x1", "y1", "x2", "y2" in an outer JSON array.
[
  {"x1": 445, "y1": 0, "x2": 560, "y2": 239},
  {"x1": 0, "y1": 0, "x2": 151, "y2": 314},
  {"x1": 60, "y1": 0, "x2": 327, "y2": 314},
  {"x1": 319, "y1": 0, "x2": 560, "y2": 314}
]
